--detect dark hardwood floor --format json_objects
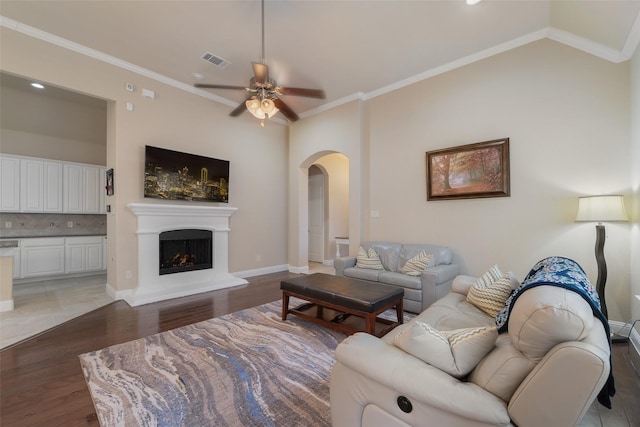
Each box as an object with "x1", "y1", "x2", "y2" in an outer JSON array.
[{"x1": 1, "y1": 270, "x2": 638, "y2": 426}]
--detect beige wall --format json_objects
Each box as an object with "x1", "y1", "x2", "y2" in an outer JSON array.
[
  {"x1": 1, "y1": 27, "x2": 289, "y2": 294},
  {"x1": 631, "y1": 44, "x2": 640, "y2": 322},
  {"x1": 291, "y1": 39, "x2": 633, "y2": 322},
  {"x1": 0, "y1": 83, "x2": 107, "y2": 165},
  {"x1": 366, "y1": 39, "x2": 631, "y2": 321},
  {"x1": 2, "y1": 24, "x2": 635, "y2": 323}
]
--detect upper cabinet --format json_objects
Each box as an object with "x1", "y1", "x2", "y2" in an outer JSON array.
[
  {"x1": 20, "y1": 158, "x2": 63, "y2": 212},
  {"x1": 0, "y1": 154, "x2": 105, "y2": 214},
  {"x1": 63, "y1": 163, "x2": 105, "y2": 214},
  {"x1": 0, "y1": 155, "x2": 20, "y2": 211}
]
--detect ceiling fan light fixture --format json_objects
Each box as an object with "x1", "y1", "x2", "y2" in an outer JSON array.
[{"x1": 245, "y1": 97, "x2": 279, "y2": 120}]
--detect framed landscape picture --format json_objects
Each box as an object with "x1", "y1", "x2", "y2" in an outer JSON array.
[{"x1": 426, "y1": 138, "x2": 510, "y2": 201}]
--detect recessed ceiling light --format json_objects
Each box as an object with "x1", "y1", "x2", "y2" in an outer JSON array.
[
  {"x1": 192, "y1": 73, "x2": 205, "y2": 80},
  {"x1": 31, "y1": 82, "x2": 45, "y2": 89},
  {"x1": 466, "y1": 0, "x2": 482, "y2": 4}
]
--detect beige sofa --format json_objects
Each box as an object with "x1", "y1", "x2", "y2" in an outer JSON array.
[
  {"x1": 334, "y1": 241, "x2": 459, "y2": 313},
  {"x1": 330, "y1": 273, "x2": 612, "y2": 427}
]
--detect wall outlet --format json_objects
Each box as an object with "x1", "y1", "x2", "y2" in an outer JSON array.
[
  {"x1": 4, "y1": 221, "x2": 11, "y2": 229},
  {"x1": 67, "y1": 221, "x2": 74, "y2": 227}
]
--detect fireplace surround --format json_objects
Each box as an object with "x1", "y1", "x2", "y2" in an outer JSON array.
[{"x1": 127, "y1": 203, "x2": 247, "y2": 306}]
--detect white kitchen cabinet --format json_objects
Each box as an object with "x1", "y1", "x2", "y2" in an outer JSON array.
[
  {"x1": 99, "y1": 167, "x2": 107, "y2": 214},
  {"x1": 65, "y1": 236, "x2": 104, "y2": 273},
  {"x1": 63, "y1": 164, "x2": 84, "y2": 213},
  {"x1": 43, "y1": 161, "x2": 64, "y2": 212},
  {"x1": 0, "y1": 155, "x2": 20, "y2": 212},
  {"x1": 102, "y1": 236, "x2": 107, "y2": 270},
  {"x1": 20, "y1": 158, "x2": 44, "y2": 212},
  {"x1": 21, "y1": 238, "x2": 66, "y2": 278},
  {"x1": 64, "y1": 163, "x2": 103, "y2": 213},
  {"x1": 19, "y1": 159, "x2": 63, "y2": 213}
]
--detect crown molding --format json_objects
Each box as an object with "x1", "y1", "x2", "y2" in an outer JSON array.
[
  {"x1": 0, "y1": 15, "x2": 237, "y2": 109},
  {"x1": 2, "y1": 13, "x2": 638, "y2": 124}
]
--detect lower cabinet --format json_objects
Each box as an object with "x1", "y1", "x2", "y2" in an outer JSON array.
[
  {"x1": 17, "y1": 236, "x2": 106, "y2": 279},
  {"x1": 65, "y1": 236, "x2": 104, "y2": 274},
  {"x1": 21, "y1": 238, "x2": 66, "y2": 278}
]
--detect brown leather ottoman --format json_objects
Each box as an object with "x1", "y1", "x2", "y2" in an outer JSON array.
[{"x1": 281, "y1": 273, "x2": 404, "y2": 337}]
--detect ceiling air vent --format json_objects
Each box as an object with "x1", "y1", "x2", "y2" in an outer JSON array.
[{"x1": 201, "y1": 52, "x2": 231, "y2": 69}]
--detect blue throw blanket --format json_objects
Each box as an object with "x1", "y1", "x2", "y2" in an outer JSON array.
[{"x1": 495, "y1": 256, "x2": 615, "y2": 409}]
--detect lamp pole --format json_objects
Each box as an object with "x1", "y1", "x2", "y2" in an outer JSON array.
[{"x1": 594, "y1": 223, "x2": 608, "y2": 318}]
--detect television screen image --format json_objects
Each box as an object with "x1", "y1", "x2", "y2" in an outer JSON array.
[{"x1": 144, "y1": 145, "x2": 229, "y2": 203}]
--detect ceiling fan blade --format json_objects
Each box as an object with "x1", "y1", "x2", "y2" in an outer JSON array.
[
  {"x1": 229, "y1": 100, "x2": 248, "y2": 117},
  {"x1": 252, "y1": 62, "x2": 269, "y2": 84},
  {"x1": 277, "y1": 87, "x2": 326, "y2": 99},
  {"x1": 273, "y1": 98, "x2": 299, "y2": 122},
  {"x1": 195, "y1": 83, "x2": 247, "y2": 90}
]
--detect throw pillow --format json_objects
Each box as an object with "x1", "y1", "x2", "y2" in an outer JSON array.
[
  {"x1": 466, "y1": 266, "x2": 513, "y2": 318},
  {"x1": 400, "y1": 251, "x2": 433, "y2": 276},
  {"x1": 356, "y1": 246, "x2": 384, "y2": 270},
  {"x1": 393, "y1": 321, "x2": 498, "y2": 378}
]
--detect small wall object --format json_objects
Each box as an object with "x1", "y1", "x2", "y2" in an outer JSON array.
[
  {"x1": 105, "y1": 168, "x2": 114, "y2": 196},
  {"x1": 426, "y1": 138, "x2": 510, "y2": 201}
]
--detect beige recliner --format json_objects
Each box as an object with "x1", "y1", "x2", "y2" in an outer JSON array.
[{"x1": 330, "y1": 275, "x2": 612, "y2": 427}]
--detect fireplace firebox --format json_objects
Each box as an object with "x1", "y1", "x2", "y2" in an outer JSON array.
[{"x1": 159, "y1": 229, "x2": 213, "y2": 275}]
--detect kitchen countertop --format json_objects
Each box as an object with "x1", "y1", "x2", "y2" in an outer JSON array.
[{"x1": 0, "y1": 234, "x2": 106, "y2": 239}]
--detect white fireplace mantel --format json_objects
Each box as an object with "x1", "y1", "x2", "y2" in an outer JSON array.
[{"x1": 126, "y1": 203, "x2": 247, "y2": 306}]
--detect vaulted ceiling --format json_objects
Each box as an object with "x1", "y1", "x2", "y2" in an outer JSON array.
[{"x1": 1, "y1": 1, "x2": 639, "y2": 121}]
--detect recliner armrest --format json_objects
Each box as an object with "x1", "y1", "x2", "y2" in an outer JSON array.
[{"x1": 334, "y1": 256, "x2": 356, "y2": 276}]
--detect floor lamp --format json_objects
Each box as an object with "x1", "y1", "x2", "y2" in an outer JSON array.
[{"x1": 576, "y1": 195, "x2": 629, "y2": 341}]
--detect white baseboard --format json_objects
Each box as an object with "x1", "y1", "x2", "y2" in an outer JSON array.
[
  {"x1": 288, "y1": 265, "x2": 309, "y2": 274},
  {"x1": 609, "y1": 320, "x2": 632, "y2": 338},
  {"x1": 0, "y1": 298, "x2": 14, "y2": 312},
  {"x1": 234, "y1": 264, "x2": 289, "y2": 279},
  {"x1": 106, "y1": 282, "x2": 130, "y2": 301}
]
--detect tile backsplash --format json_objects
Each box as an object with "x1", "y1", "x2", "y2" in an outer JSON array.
[{"x1": 0, "y1": 213, "x2": 106, "y2": 238}]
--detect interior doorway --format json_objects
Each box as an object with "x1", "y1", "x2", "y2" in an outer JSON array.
[
  {"x1": 304, "y1": 154, "x2": 349, "y2": 273},
  {"x1": 308, "y1": 165, "x2": 325, "y2": 263}
]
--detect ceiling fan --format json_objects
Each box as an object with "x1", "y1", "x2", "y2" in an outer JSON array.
[{"x1": 194, "y1": 0, "x2": 325, "y2": 124}]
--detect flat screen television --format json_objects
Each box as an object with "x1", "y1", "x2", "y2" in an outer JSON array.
[{"x1": 144, "y1": 145, "x2": 229, "y2": 203}]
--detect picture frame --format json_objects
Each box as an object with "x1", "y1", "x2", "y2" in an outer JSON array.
[
  {"x1": 105, "y1": 168, "x2": 114, "y2": 196},
  {"x1": 426, "y1": 138, "x2": 510, "y2": 201}
]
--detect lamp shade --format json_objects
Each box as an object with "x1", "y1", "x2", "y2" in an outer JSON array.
[{"x1": 576, "y1": 195, "x2": 629, "y2": 222}]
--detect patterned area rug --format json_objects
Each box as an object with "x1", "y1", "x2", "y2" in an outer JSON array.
[{"x1": 80, "y1": 299, "x2": 355, "y2": 426}]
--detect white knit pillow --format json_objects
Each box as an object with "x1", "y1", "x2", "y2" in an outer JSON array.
[
  {"x1": 356, "y1": 246, "x2": 384, "y2": 270},
  {"x1": 400, "y1": 251, "x2": 433, "y2": 276},
  {"x1": 393, "y1": 321, "x2": 498, "y2": 378}
]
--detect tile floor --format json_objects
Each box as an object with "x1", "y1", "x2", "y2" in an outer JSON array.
[
  {"x1": 0, "y1": 263, "x2": 336, "y2": 349},
  {"x1": 0, "y1": 274, "x2": 112, "y2": 349}
]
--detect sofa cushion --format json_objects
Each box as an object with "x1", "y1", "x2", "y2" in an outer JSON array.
[
  {"x1": 356, "y1": 246, "x2": 384, "y2": 270},
  {"x1": 467, "y1": 275, "x2": 513, "y2": 318},
  {"x1": 414, "y1": 292, "x2": 495, "y2": 331},
  {"x1": 393, "y1": 320, "x2": 498, "y2": 378},
  {"x1": 363, "y1": 242, "x2": 402, "y2": 271},
  {"x1": 378, "y1": 271, "x2": 422, "y2": 290},
  {"x1": 343, "y1": 267, "x2": 383, "y2": 282},
  {"x1": 400, "y1": 251, "x2": 433, "y2": 276}
]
